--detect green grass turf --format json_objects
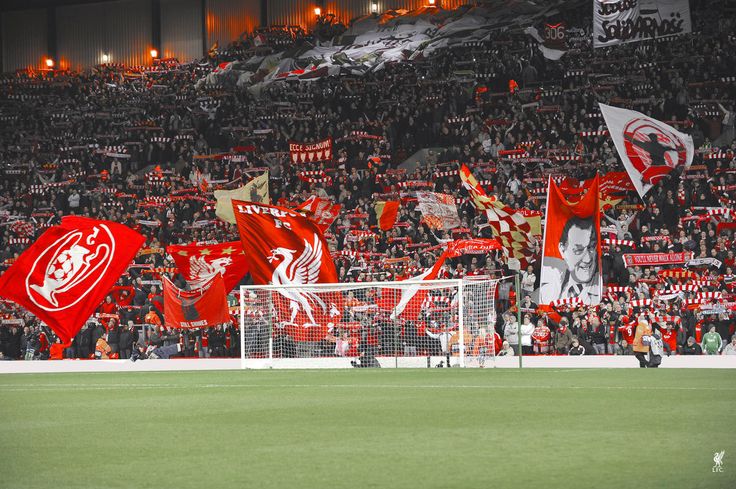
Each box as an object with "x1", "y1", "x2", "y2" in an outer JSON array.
[{"x1": 0, "y1": 369, "x2": 734, "y2": 489}]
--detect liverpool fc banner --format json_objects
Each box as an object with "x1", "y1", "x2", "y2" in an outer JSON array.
[
  {"x1": 232, "y1": 200, "x2": 341, "y2": 339},
  {"x1": 599, "y1": 103, "x2": 694, "y2": 199},
  {"x1": 539, "y1": 175, "x2": 602, "y2": 306},
  {"x1": 289, "y1": 138, "x2": 332, "y2": 164},
  {"x1": 0, "y1": 216, "x2": 144, "y2": 342}
]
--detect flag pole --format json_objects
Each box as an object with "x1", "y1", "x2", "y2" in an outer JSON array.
[{"x1": 515, "y1": 271, "x2": 522, "y2": 369}]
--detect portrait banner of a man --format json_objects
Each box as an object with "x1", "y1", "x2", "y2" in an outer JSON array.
[{"x1": 539, "y1": 175, "x2": 602, "y2": 306}]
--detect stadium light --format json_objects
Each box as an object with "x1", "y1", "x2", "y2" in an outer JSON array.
[
  {"x1": 150, "y1": 48, "x2": 159, "y2": 58},
  {"x1": 371, "y1": 2, "x2": 378, "y2": 14},
  {"x1": 44, "y1": 57, "x2": 54, "y2": 68},
  {"x1": 101, "y1": 53, "x2": 109, "y2": 63},
  {"x1": 314, "y1": 7, "x2": 321, "y2": 16}
]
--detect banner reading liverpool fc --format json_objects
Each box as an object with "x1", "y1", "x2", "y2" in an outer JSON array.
[
  {"x1": 593, "y1": 0, "x2": 692, "y2": 48},
  {"x1": 0, "y1": 216, "x2": 145, "y2": 343},
  {"x1": 289, "y1": 138, "x2": 332, "y2": 164},
  {"x1": 539, "y1": 175, "x2": 602, "y2": 306},
  {"x1": 599, "y1": 103, "x2": 694, "y2": 199},
  {"x1": 163, "y1": 275, "x2": 230, "y2": 329},
  {"x1": 231, "y1": 200, "x2": 341, "y2": 339},
  {"x1": 167, "y1": 241, "x2": 248, "y2": 292}
]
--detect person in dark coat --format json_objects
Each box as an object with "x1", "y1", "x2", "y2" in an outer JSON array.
[
  {"x1": 75, "y1": 324, "x2": 93, "y2": 359},
  {"x1": 118, "y1": 324, "x2": 134, "y2": 359},
  {"x1": 107, "y1": 319, "x2": 121, "y2": 356}
]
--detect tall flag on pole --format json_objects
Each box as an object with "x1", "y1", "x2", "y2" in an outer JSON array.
[
  {"x1": 231, "y1": 200, "x2": 340, "y2": 338},
  {"x1": 539, "y1": 175, "x2": 602, "y2": 306},
  {"x1": 163, "y1": 275, "x2": 230, "y2": 329},
  {"x1": 167, "y1": 241, "x2": 248, "y2": 292},
  {"x1": 599, "y1": 103, "x2": 694, "y2": 199},
  {"x1": 459, "y1": 164, "x2": 535, "y2": 267},
  {"x1": 0, "y1": 216, "x2": 145, "y2": 343}
]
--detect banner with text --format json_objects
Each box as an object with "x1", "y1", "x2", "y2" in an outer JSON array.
[
  {"x1": 623, "y1": 251, "x2": 693, "y2": 267},
  {"x1": 594, "y1": 0, "x2": 692, "y2": 48}
]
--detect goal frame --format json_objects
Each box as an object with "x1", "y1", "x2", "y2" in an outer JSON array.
[{"x1": 237, "y1": 278, "x2": 515, "y2": 369}]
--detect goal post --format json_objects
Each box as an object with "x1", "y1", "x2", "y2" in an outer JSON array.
[{"x1": 238, "y1": 277, "x2": 508, "y2": 368}]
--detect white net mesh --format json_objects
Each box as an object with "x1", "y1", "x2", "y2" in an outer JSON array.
[{"x1": 239, "y1": 278, "x2": 506, "y2": 368}]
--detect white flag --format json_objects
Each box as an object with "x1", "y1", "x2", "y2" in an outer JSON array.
[{"x1": 598, "y1": 103, "x2": 694, "y2": 199}]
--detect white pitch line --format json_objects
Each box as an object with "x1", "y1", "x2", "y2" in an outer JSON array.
[{"x1": 0, "y1": 383, "x2": 734, "y2": 392}]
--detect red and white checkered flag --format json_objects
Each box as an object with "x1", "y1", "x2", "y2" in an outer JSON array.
[{"x1": 459, "y1": 164, "x2": 534, "y2": 265}]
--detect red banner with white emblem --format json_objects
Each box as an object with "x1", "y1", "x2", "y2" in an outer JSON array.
[
  {"x1": 232, "y1": 200, "x2": 340, "y2": 340},
  {"x1": 0, "y1": 216, "x2": 144, "y2": 343},
  {"x1": 289, "y1": 138, "x2": 333, "y2": 164},
  {"x1": 167, "y1": 241, "x2": 248, "y2": 292}
]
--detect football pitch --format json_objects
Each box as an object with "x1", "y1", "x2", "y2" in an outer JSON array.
[{"x1": 1, "y1": 369, "x2": 734, "y2": 489}]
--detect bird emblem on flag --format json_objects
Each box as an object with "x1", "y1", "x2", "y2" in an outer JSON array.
[
  {"x1": 188, "y1": 255, "x2": 233, "y2": 289},
  {"x1": 267, "y1": 234, "x2": 332, "y2": 324}
]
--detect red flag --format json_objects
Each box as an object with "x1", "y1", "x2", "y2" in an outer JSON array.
[
  {"x1": 167, "y1": 241, "x2": 247, "y2": 292},
  {"x1": 232, "y1": 200, "x2": 341, "y2": 336},
  {"x1": 0, "y1": 216, "x2": 144, "y2": 343},
  {"x1": 539, "y1": 174, "x2": 602, "y2": 306},
  {"x1": 294, "y1": 196, "x2": 342, "y2": 233},
  {"x1": 163, "y1": 275, "x2": 230, "y2": 329},
  {"x1": 374, "y1": 200, "x2": 399, "y2": 231}
]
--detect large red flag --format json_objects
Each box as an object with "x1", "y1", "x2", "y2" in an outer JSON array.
[
  {"x1": 0, "y1": 216, "x2": 144, "y2": 342},
  {"x1": 163, "y1": 275, "x2": 230, "y2": 328},
  {"x1": 232, "y1": 200, "x2": 340, "y2": 338},
  {"x1": 539, "y1": 175, "x2": 602, "y2": 306},
  {"x1": 167, "y1": 241, "x2": 247, "y2": 292}
]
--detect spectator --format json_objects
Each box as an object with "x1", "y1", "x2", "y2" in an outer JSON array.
[
  {"x1": 554, "y1": 318, "x2": 573, "y2": 354},
  {"x1": 722, "y1": 335, "x2": 736, "y2": 355},
  {"x1": 681, "y1": 337, "x2": 703, "y2": 355},
  {"x1": 568, "y1": 337, "x2": 585, "y2": 356}
]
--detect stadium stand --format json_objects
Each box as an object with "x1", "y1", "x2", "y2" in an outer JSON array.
[{"x1": 0, "y1": 0, "x2": 735, "y2": 362}]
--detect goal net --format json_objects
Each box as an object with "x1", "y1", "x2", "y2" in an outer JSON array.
[{"x1": 238, "y1": 277, "x2": 504, "y2": 368}]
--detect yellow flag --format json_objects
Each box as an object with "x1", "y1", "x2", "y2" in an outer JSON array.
[{"x1": 215, "y1": 171, "x2": 269, "y2": 224}]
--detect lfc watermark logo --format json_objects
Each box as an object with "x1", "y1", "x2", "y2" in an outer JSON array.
[{"x1": 712, "y1": 450, "x2": 725, "y2": 473}]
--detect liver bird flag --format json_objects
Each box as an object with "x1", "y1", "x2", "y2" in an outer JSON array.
[
  {"x1": 232, "y1": 200, "x2": 340, "y2": 338},
  {"x1": 167, "y1": 241, "x2": 248, "y2": 292}
]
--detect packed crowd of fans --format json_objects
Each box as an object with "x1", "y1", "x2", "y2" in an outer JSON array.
[{"x1": 1, "y1": 0, "x2": 735, "y2": 361}]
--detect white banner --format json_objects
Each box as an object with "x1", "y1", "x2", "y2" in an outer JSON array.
[
  {"x1": 599, "y1": 103, "x2": 694, "y2": 199},
  {"x1": 594, "y1": 0, "x2": 692, "y2": 48},
  {"x1": 415, "y1": 191, "x2": 461, "y2": 231}
]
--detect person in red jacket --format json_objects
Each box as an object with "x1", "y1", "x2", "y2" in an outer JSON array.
[{"x1": 660, "y1": 322, "x2": 678, "y2": 354}]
